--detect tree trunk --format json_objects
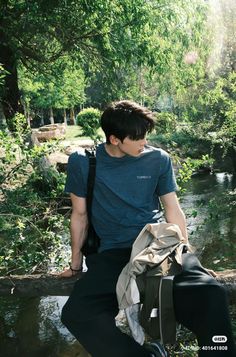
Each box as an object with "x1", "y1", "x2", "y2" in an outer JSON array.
[
  {"x1": 0, "y1": 30, "x2": 23, "y2": 130},
  {"x1": 23, "y1": 102, "x2": 31, "y2": 128},
  {"x1": 49, "y1": 107, "x2": 54, "y2": 124},
  {"x1": 0, "y1": 101, "x2": 7, "y2": 129},
  {"x1": 63, "y1": 108, "x2": 67, "y2": 125},
  {"x1": 69, "y1": 107, "x2": 76, "y2": 125},
  {"x1": 40, "y1": 109, "x2": 45, "y2": 126},
  {"x1": 0, "y1": 270, "x2": 236, "y2": 304},
  {"x1": 229, "y1": 145, "x2": 236, "y2": 173}
]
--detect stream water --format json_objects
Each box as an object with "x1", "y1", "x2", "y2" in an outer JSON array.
[{"x1": 0, "y1": 172, "x2": 235, "y2": 357}]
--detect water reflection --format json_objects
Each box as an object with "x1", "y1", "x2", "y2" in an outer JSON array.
[
  {"x1": 215, "y1": 172, "x2": 234, "y2": 185},
  {"x1": 181, "y1": 172, "x2": 236, "y2": 269},
  {"x1": 0, "y1": 296, "x2": 90, "y2": 357}
]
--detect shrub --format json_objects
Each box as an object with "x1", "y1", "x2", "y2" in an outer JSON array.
[
  {"x1": 76, "y1": 107, "x2": 101, "y2": 142},
  {"x1": 0, "y1": 119, "x2": 69, "y2": 275},
  {"x1": 154, "y1": 112, "x2": 177, "y2": 134}
]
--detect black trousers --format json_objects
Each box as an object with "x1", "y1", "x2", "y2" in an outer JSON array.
[{"x1": 61, "y1": 249, "x2": 236, "y2": 357}]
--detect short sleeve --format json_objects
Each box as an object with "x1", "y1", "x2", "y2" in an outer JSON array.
[
  {"x1": 64, "y1": 152, "x2": 88, "y2": 197},
  {"x1": 156, "y1": 152, "x2": 177, "y2": 196}
]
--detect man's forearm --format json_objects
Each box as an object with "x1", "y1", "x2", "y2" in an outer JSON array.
[
  {"x1": 160, "y1": 192, "x2": 188, "y2": 243},
  {"x1": 165, "y1": 207, "x2": 188, "y2": 242},
  {"x1": 70, "y1": 211, "x2": 88, "y2": 268}
]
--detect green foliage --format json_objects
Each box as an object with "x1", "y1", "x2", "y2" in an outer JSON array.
[
  {"x1": 0, "y1": 186, "x2": 69, "y2": 275},
  {"x1": 176, "y1": 72, "x2": 236, "y2": 157},
  {"x1": 151, "y1": 123, "x2": 215, "y2": 191},
  {"x1": 1, "y1": 0, "x2": 213, "y2": 125},
  {"x1": 200, "y1": 188, "x2": 236, "y2": 271},
  {"x1": 86, "y1": 0, "x2": 211, "y2": 108},
  {"x1": 0, "y1": 118, "x2": 69, "y2": 275},
  {"x1": 0, "y1": 113, "x2": 58, "y2": 188},
  {"x1": 154, "y1": 112, "x2": 177, "y2": 134},
  {"x1": 176, "y1": 155, "x2": 214, "y2": 193},
  {"x1": 76, "y1": 107, "x2": 102, "y2": 143},
  {"x1": 213, "y1": 73, "x2": 236, "y2": 150},
  {"x1": 0, "y1": 0, "x2": 159, "y2": 122},
  {"x1": 19, "y1": 58, "x2": 86, "y2": 112},
  {"x1": 0, "y1": 64, "x2": 7, "y2": 90},
  {"x1": 0, "y1": 0, "x2": 235, "y2": 275},
  {"x1": 150, "y1": 123, "x2": 213, "y2": 159},
  {"x1": 12, "y1": 112, "x2": 29, "y2": 137}
]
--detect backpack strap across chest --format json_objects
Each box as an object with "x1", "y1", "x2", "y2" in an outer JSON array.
[{"x1": 81, "y1": 149, "x2": 100, "y2": 256}]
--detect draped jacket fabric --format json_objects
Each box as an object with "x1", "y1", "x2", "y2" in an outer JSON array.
[
  {"x1": 116, "y1": 222, "x2": 188, "y2": 345},
  {"x1": 116, "y1": 222, "x2": 186, "y2": 309}
]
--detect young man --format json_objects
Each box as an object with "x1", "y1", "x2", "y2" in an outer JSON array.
[{"x1": 61, "y1": 101, "x2": 235, "y2": 357}]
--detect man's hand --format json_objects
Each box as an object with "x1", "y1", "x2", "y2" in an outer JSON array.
[
  {"x1": 206, "y1": 268, "x2": 218, "y2": 277},
  {"x1": 58, "y1": 251, "x2": 83, "y2": 278},
  {"x1": 58, "y1": 267, "x2": 74, "y2": 278},
  {"x1": 58, "y1": 266, "x2": 82, "y2": 278}
]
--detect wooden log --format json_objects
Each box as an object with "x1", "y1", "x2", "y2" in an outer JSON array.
[
  {"x1": 0, "y1": 270, "x2": 236, "y2": 303},
  {"x1": 0, "y1": 273, "x2": 82, "y2": 297}
]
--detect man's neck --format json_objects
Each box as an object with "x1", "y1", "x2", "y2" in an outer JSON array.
[{"x1": 104, "y1": 143, "x2": 125, "y2": 158}]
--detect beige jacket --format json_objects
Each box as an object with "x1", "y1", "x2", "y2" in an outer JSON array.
[
  {"x1": 116, "y1": 222, "x2": 186, "y2": 309},
  {"x1": 116, "y1": 222, "x2": 190, "y2": 345}
]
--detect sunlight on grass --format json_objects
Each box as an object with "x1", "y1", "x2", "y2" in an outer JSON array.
[
  {"x1": 65, "y1": 125, "x2": 83, "y2": 140},
  {"x1": 65, "y1": 125, "x2": 104, "y2": 142}
]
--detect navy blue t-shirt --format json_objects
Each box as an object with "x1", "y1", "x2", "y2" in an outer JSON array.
[{"x1": 65, "y1": 143, "x2": 177, "y2": 251}]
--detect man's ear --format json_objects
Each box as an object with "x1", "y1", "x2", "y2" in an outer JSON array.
[{"x1": 109, "y1": 135, "x2": 120, "y2": 146}]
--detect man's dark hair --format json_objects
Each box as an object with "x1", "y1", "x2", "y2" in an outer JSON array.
[{"x1": 101, "y1": 100, "x2": 155, "y2": 144}]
